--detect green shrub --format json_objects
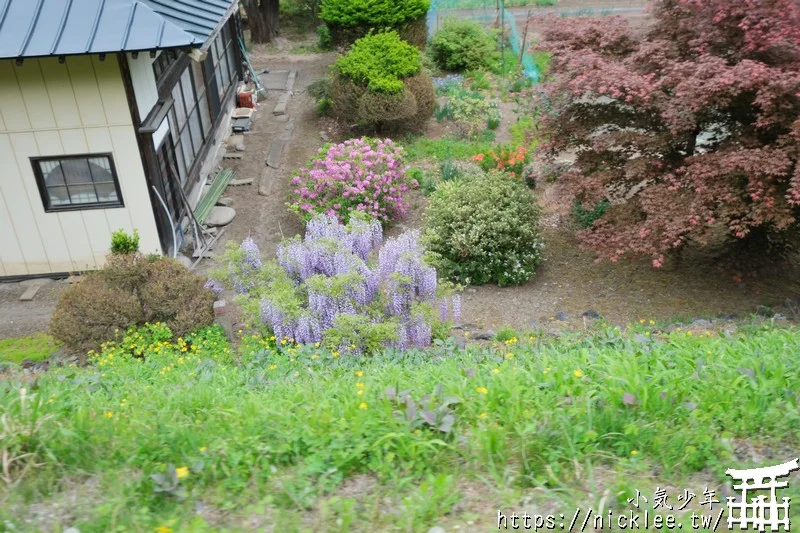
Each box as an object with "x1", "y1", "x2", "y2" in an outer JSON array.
[
  {"x1": 439, "y1": 159, "x2": 462, "y2": 183},
  {"x1": 331, "y1": 32, "x2": 434, "y2": 131},
  {"x1": 49, "y1": 254, "x2": 215, "y2": 352},
  {"x1": 571, "y1": 199, "x2": 611, "y2": 229},
  {"x1": 429, "y1": 19, "x2": 496, "y2": 72},
  {"x1": 110, "y1": 228, "x2": 139, "y2": 254},
  {"x1": 335, "y1": 32, "x2": 421, "y2": 94},
  {"x1": 424, "y1": 171, "x2": 544, "y2": 286},
  {"x1": 308, "y1": 78, "x2": 333, "y2": 115},
  {"x1": 316, "y1": 24, "x2": 333, "y2": 50},
  {"x1": 444, "y1": 88, "x2": 500, "y2": 138},
  {"x1": 320, "y1": 0, "x2": 430, "y2": 47}
]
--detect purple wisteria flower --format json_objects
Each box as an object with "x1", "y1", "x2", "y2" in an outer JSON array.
[{"x1": 236, "y1": 214, "x2": 457, "y2": 353}]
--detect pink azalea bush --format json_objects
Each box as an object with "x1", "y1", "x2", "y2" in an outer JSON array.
[{"x1": 288, "y1": 137, "x2": 418, "y2": 224}]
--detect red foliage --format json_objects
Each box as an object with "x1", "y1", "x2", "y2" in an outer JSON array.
[{"x1": 533, "y1": 0, "x2": 800, "y2": 265}]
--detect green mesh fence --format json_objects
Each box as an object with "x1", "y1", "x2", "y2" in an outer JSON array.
[{"x1": 427, "y1": 0, "x2": 541, "y2": 82}]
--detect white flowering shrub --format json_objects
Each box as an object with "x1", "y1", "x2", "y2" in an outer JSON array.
[{"x1": 423, "y1": 171, "x2": 544, "y2": 286}]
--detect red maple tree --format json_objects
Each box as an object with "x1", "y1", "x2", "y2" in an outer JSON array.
[{"x1": 534, "y1": 0, "x2": 800, "y2": 267}]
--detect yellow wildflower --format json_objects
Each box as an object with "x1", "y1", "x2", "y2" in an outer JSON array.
[
  {"x1": 355, "y1": 370, "x2": 364, "y2": 377},
  {"x1": 479, "y1": 412, "x2": 488, "y2": 419},
  {"x1": 155, "y1": 526, "x2": 173, "y2": 533},
  {"x1": 359, "y1": 402, "x2": 368, "y2": 410},
  {"x1": 332, "y1": 351, "x2": 340, "y2": 358},
  {"x1": 175, "y1": 466, "x2": 189, "y2": 479},
  {"x1": 543, "y1": 367, "x2": 550, "y2": 374},
  {"x1": 269, "y1": 364, "x2": 277, "y2": 370},
  {"x1": 504, "y1": 353, "x2": 514, "y2": 359},
  {"x1": 356, "y1": 382, "x2": 364, "y2": 388},
  {"x1": 573, "y1": 369, "x2": 583, "y2": 378},
  {"x1": 630, "y1": 450, "x2": 638, "y2": 456},
  {"x1": 103, "y1": 411, "x2": 114, "y2": 418},
  {"x1": 357, "y1": 390, "x2": 364, "y2": 396},
  {"x1": 475, "y1": 387, "x2": 488, "y2": 395},
  {"x1": 199, "y1": 447, "x2": 207, "y2": 453},
  {"x1": 492, "y1": 368, "x2": 500, "y2": 374}
]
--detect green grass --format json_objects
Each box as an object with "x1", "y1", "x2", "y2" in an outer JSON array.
[
  {"x1": 403, "y1": 135, "x2": 493, "y2": 162},
  {"x1": 0, "y1": 333, "x2": 59, "y2": 364},
  {"x1": 2, "y1": 323, "x2": 800, "y2": 531}
]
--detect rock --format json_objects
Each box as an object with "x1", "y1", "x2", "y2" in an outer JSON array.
[
  {"x1": 474, "y1": 330, "x2": 495, "y2": 341},
  {"x1": 234, "y1": 143, "x2": 246, "y2": 152},
  {"x1": 555, "y1": 311, "x2": 568, "y2": 321},
  {"x1": 273, "y1": 91, "x2": 292, "y2": 115},
  {"x1": 266, "y1": 140, "x2": 284, "y2": 168},
  {"x1": 319, "y1": 131, "x2": 330, "y2": 142},
  {"x1": 176, "y1": 255, "x2": 194, "y2": 268},
  {"x1": 582, "y1": 310, "x2": 600, "y2": 319},
  {"x1": 428, "y1": 527, "x2": 446, "y2": 533},
  {"x1": 205, "y1": 206, "x2": 236, "y2": 227},
  {"x1": 528, "y1": 318, "x2": 537, "y2": 329},
  {"x1": 718, "y1": 312, "x2": 738, "y2": 320},
  {"x1": 691, "y1": 318, "x2": 712, "y2": 326},
  {"x1": 64, "y1": 528, "x2": 81, "y2": 533},
  {"x1": 216, "y1": 197, "x2": 233, "y2": 207},
  {"x1": 466, "y1": 288, "x2": 477, "y2": 294},
  {"x1": 774, "y1": 313, "x2": 788, "y2": 321},
  {"x1": 756, "y1": 305, "x2": 774, "y2": 317},
  {"x1": 229, "y1": 178, "x2": 254, "y2": 186}
]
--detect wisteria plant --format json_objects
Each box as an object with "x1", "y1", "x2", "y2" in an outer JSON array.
[
  {"x1": 211, "y1": 214, "x2": 459, "y2": 355},
  {"x1": 288, "y1": 137, "x2": 418, "y2": 225}
]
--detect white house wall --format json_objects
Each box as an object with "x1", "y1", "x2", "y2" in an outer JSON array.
[
  {"x1": 126, "y1": 52, "x2": 159, "y2": 121},
  {"x1": 0, "y1": 55, "x2": 160, "y2": 277}
]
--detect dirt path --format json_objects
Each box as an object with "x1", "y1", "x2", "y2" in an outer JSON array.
[{"x1": 196, "y1": 51, "x2": 336, "y2": 271}]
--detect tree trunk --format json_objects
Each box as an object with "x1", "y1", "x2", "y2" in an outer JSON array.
[{"x1": 244, "y1": 0, "x2": 280, "y2": 43}]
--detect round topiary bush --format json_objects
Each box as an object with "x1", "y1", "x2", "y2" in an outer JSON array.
[
  {"x1": 320, "y1": 0, "x2": 430, "y2": 47},
  {"x1": 429, "y1": 18, "x2": 496, "y2": 72},
  {"x1": 423, "y1": 171, "x2": 545, "y2": 286},
  {"x1": 49, "y1": 254, "x2": 216, "y2": 352},
  {"x1": 331, "y1": 31, "x2": 435, "y2": 132}
]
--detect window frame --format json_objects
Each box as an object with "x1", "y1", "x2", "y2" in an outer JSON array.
[{"x1": 31, "y1": 153, "x2": 124, "y2": 213}]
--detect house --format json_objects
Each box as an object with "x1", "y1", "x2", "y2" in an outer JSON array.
[{"x1": 0, "y1": 0, "x2": 244, "y2": 279}]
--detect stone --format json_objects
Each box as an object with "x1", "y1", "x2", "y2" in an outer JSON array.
[
  {"x1": 227, "y1": 134, "x2": 244, "y2": 146},
  {"x1": 555, "y1": 311, "x2": 568, "y2": 321},
  {"x1": 216, "y1": 197, "x2": 233, "y2": 206},
  {"x1": 718, "y1": 312, "x2": 739, "y2": 320},
  {"x1": 259, "y1": 167, "x2": 279, "y2": 197},
  {"x1": 176, "y1": 255, "x2": 194, "y2": 268},
  {"x1": 267, "y1": 140, "x2": 284, "y2": 168},
  {"x1": 691, "y1": 318, "x2": 712, "y2": 326},
  {"x1": 273, "y1": 91, "x2": 292, "y2": 115},
  {"x1": 756, "y1": 305, "x2": 774, "y2": 317},
  {"x1": 474, "y1": 330, "x2": 495, "y2": 341},
  {"x1": 214, "y1": 301, "x2": 234, "y2": 340},
  {"x1": 234, "y1": 143, "x2": 246, "y2": 152},
  {"x1": 285, "y1": 70, "x2": 297, "y2": 92},
  {"x1": 205, "y1": 206, "x2": 236, "y2": 227},
  {"x1": 19, "y1": 282, "x2": 45, "y2": 301},
  {"x1": 774, "y1": 313, "x2": 788, "y2": 321},
  {"x1": 582, "y1": 310, "x2": 600, "y2": 319},
  {"x1": 319, "y1": 131, "x2": 330, "y2": 142},
  {"x1": 229, "y1": 178, "x2": 254, "y2": 186},
  {"x1": 528, "y1": 318, "x2": 538, "y2": 329},
  {"x1": 428, "y1": 528, "x2": 446, "y2": 533}
]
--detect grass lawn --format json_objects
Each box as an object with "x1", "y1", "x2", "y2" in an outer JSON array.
[
  {"x1": 1, "y1": 323, "x2": 799, "y2": 531},
  {"x1": 0, "y1": 333, "x2": 59, "y2": 364}
]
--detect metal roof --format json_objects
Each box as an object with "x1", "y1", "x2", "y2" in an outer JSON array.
[
  {"x1": 0, "y1": 0, "x2": 235, "y2": 59},
  {"x1": 142, "y1": 0, "x2": 235, "y2": 42}
]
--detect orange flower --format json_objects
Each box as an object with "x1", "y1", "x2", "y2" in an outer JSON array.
[{"x1": 472, "y1": 153, "x2": 485, "y2": 162}]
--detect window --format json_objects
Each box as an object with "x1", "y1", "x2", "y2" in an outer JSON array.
[
  {"x1": 153, "y1": 49, "x2": 179, "y2": 85},
  {"x1": 167, "y1": 63, "x2": 212, "y2": 185},
  {"x1": 32, "y1": 154, "x2": 123, "y2": 212}
]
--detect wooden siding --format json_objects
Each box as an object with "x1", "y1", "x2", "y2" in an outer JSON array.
[{"x1": 0, "y1": 55, "x2": 160, "y2": 276}]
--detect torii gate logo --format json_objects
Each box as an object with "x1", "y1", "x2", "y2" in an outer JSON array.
[{"x1": 726, "y1": 458, "x2": 799, "y2": 531}]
